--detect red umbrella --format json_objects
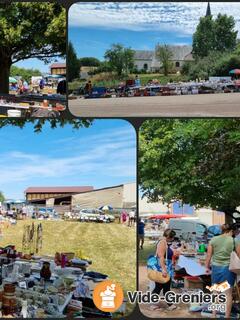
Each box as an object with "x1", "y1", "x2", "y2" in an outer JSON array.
[
  {"x1": 149, "y1": 214, "x2": 187, "y2": 219},
  {"x1": 229, "y1": 69, "x2": 240, "y2": 75}
]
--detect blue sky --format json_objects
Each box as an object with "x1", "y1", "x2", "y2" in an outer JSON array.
[
  {"x1": 69, "y1": 2, "x2": 240, "y2": 60},
  {"x1": 69, "y1": 27, "x2": 191, "y2": 60},
  {"x1": 0, "y1": 120, "x2": 136, "y2": 199}
]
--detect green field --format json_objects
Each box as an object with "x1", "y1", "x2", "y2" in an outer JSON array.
[
  {"x1": 139, "y1": 242, "x2": 156, "y2": 266},
  {"x1": 0, "y1": 220, "x2": 136, "y2": 294},
  {"x1": 69, "y1": 73, "x2": 188, "y2": 91}
]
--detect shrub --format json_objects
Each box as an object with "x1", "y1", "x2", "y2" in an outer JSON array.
[
  {"x1": 213, "y1": 54, "x2": 240, "y2": 76},
  {"x1": 184, "y1": 49, "x2": 240, "y2": 79}
]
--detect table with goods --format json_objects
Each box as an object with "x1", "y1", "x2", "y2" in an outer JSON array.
[{"x1": 0, "y1": 245, "x2": 124, "y2": 318}]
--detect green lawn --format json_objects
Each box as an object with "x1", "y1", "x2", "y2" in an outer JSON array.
[
  {"x1": 69, "y1": 73, "x2": 188, "y2": 92},
  {"x1": 0, "y1": 220, "x2": 136, "y2": 294},
  {"x1": 134, "y1": 73, "x2": 188, "y2": 85},
  {"x1": 139, "y1": 241, "x2": 156, "y2": 266}
]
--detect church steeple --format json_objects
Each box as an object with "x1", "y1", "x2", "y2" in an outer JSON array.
[{"x1": 206, "y1": 2, "x2": 211, "y2": 17}]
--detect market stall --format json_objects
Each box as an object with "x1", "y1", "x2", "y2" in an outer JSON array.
[
  {"x1": 0, "y1": 94, "x2": 66, "y2": 118},
  {"x1": 71, "y1": 78, "x2": 240, "y2": 100},
  {"x1": 173, "y1": 244, "x2": 240, "y2": 317},
  {"x1": 0, "y1": 223, "x2": 126, "y2": 318},
  {"x1": 0, "y1": 244, "x2": 126, "y2": 318}
]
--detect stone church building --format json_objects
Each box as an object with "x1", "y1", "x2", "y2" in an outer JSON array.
[
  {"x1": 133, "y1": 45, "x2": 193, "y2": 72},
  {"x1": 133, "y1": 2, "x2": 212, "y2": 72}
]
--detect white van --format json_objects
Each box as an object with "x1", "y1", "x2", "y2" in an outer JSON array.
[{"x1": 168, "y1": 218, "x2": 208, "y2": 241}]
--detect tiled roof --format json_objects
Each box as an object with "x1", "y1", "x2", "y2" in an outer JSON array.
[
  {"x1": 50, "y1": 63, "x2": 66, "y2": 69},
  {"x1": 156, "y1": 45, "x2": 193, "y2": 61},
  {"x1": 134, "y1": 50, "x2": 154, "y2": 60}
]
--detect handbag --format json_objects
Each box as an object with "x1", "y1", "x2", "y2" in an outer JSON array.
[
  {"x1": 147, "y1": 240, "x2": 170, "y2": 284},
  {"x1": 229, "y1": 239, "x2": 240, "y2": 275}
]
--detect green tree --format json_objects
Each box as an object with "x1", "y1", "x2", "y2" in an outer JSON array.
[
  {"x1": 0, "y1": 2, "x2": 66, "y2": 93},
  {"x1": 156, "y1": 45, "x2": 173, "y2": 76},
  {"x1": 192, "y1": 16, "x2": 215, "y2": 58},
  {"x1": 10, "y1": 66, "x2": 41, "y2": 83},
  {"x1": 193, "y1": 14, "x2": 237, "y2": 58},
  {"x1": 104, "y1": 44, "x2": 134, "y2": 76},
  {"x1": 92, "y1": 61, "x2": 112, "y2": 74},
  {"x1": 181, "y1": 62, "x2": 191, "y2": 76},
  {"x1": 214, "y1": 14, "x2": 237, "y2": 52},
  {"x1": 79, "y1": 57, "x2": 101, "y2": 67},
  {"x1": 0, "y1": 192, "x2": 5, "y2": 203},
  {"x1": 0, "y1": 119, "x2": 93, "y2": 133},
  {"x1": 185, "y1": 51, "x2": 223, "y2": 80},
  {"x1": 140, "y1": 119, "x2": 240, "y2": 220},
  {"x1": 68, "y1": 42, "x2": 80, "y2": 82},
  {"x1": 184, "y1": 50, "x2": 240, "y2": 79},
  {"x1": 213, "y1": 53, "x2": 240, "y2": 76},
  {"x1": 234, "y1": 42, "x2": 240, "y2": 55}
]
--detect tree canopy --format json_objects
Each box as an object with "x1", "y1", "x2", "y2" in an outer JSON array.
[
  {"x1": 10, "y1": 66, "x2": 41, "y2": 83},
  {"x1": 104, "y1": 44, "x2": 134, "y2": 76},
  {"x1": 182, "y1": 47, "x2": 240, "y2": 80},
  {"x1": 0, "y1": 2, "x2": 66, "y2": 93},
  {"x1": 68, "y1": 42, "x2": 80, "y2": 82},
  {"x1": 156, "y1": 45, "x2": 173, "y2": 76},
  {"x1": 79, "y1": 57, "x2": 101, "y2": 67},
  {"x1": 0, "y1": 119, "x2": 93, "y2": 133},
  {"x1": 193, "y1": 14, "x2": 237, "y2": 58},
  {"x1": 0, "y1": 192, "x2": 5, "y2": 203},
  {"x1": 140, "y1": 119, "x2": 240, "y2": 218}
]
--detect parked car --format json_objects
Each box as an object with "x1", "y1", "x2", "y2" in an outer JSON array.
[
  {"x1": 168, "y1": 218, "x2": 208, "y2": 241},
  {"x1": 85, "y1": 87, "x2": 107, "y2": 99},
  {"x1": 37, "y1": 208, "x2": 59, "y2": 219},
  {"x1": 79, "y1": 208, "x2": 115, "y2": 223}
]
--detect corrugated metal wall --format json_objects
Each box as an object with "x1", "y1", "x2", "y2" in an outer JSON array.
[{"x1": 72, "y1": 186, "x2": 123, "y2": 209}]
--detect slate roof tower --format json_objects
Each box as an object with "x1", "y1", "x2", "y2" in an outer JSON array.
[{"x1": 206, "y1": 2, "x2": 212, "y2": 17}]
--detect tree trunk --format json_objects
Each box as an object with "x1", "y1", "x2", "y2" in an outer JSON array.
[
  {"x1": 221, "y1": 207, "x2": 236, "y2": 225},
  {"x1": 0, "y1": 56, "x2": 11, "y2": 94},
  {"x1": 225, "y1": 214, "x2": 234, "y2": 225}
]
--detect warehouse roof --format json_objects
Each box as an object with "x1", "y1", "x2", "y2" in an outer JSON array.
[{"x1": 25, "y1": 186, "x2": 94, "y2": 194}]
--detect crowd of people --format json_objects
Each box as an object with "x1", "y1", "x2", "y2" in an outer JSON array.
[
  {"x1": 146, "y1": 223, "x2": 240, "y2": 317},
  {"x1": 9, "y1": 79, "x2": 29, "y2": 94},
  {"x1": 9, "y1": 78, "x2": 66, "y2": 95},
  {"x1": 0, "y1": 206, "x2": 28, "y2": 220}
]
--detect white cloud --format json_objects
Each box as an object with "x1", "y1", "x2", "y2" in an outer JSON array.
[
  {"x1": 53, "y1": 126, "x2": 135, "y2": 153},
  {"x1": 69, "y1": 2, "x2": 240, "y2": 36},
  {"x1": 0, "y1": 126, "x2": 136, "y2": 198}
]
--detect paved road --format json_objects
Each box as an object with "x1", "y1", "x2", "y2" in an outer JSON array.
[{"x1": 69, "y1": 92, "x2": 240, "y2": 118}]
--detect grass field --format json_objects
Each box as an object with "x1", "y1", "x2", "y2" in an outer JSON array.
[
  {"x1": 0, "y1": 220, "x2": 136, "y2": 294},
  {"x1": 69, "y1": 73, "x2": 188, "y2": 91},
  {"x1": 139, "y1": 241, "x2": 156, "y2": 266}
]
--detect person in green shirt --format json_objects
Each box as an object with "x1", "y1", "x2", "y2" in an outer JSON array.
[{"x1": 205, "y1": 224, "x2": 240, "y2": 318}]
